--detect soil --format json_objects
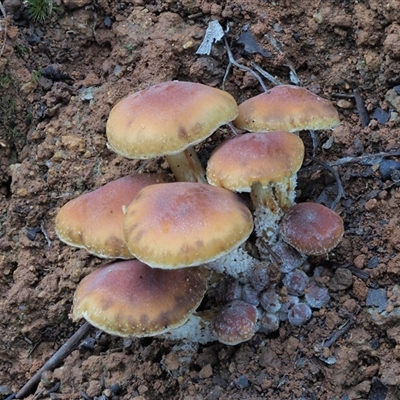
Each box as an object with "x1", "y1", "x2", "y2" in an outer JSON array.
[{"x1": 1, "y1": 0, "x2": 400, "y2": 399}]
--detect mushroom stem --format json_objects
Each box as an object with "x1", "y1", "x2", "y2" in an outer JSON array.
[
  {"x1": 250, "y1": 175, "x2": 298, "y2": 250},
  {"x1": 165, "y1": 147, "x2": 207, "y2": 183},
  {"x1": 206, "y1": 245, "x2": 261, "y2": 282},
  {"x1": 159, "y1": 309, "x2": 218, "y2": 344}
]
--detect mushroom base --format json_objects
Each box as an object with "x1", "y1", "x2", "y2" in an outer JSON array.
[
  {"x1": 159, "y1": 309, "x2": 218, "y2": 344},
  {"x1": 206, "y1": 245, "x2": 261, "y2": 281},
  {"x1": 250, "y1": 175, "x2": 298, "y2": 255}
]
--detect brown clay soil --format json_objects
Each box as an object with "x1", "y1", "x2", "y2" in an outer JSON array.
[{"x1": 2, "y1": 0, "x2": 400, "y2": 399}]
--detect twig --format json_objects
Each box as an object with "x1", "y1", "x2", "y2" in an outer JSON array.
[
  {"x1": 331, "y1": 92, "x2": 355, "y2": 99},
  {"x1": 308, "y1": 129, "x2": 318, "y2": 157},
  {"x1": 348, "y1": 265, "x2": 370, "y2": 281},
  {"x1": 40, "y1": 220, "x2": 52, "y2": 249},
  {"x1": 322, "y1": 315, "x2": 354, "y2": 348},
  {"x1": 223, "y1": 36, "x2": 268, "y2": 92},
  {"x1": 353, "y1": 88, "x2": 370, "y2": 128},
  {"x1": 308, "y1": 156, "x2": 346, "y2": 209},
  {"x1": 16, "y1": 322, "x2": 93, "y2": 399},
  {"x1": 301, "y1": 151, "x2": 400, "y2": 173},
  {"x1": 250, "y1": 61, "x2": 282, "y2": 86},
  {"x1": 227, "y1": 122, "x2": 239, "y2": 136}
]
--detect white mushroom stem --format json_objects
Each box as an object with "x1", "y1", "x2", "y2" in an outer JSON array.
[
  {"x1": 159, "y1": 309, "x2": 218, "y2": 344},
  {"x1": 206, "y1": 245, "x2": 262, "y2": 282},
  {"x1": 250, "y1": 175, "x2": 298, "y2": 255},
  {"x1": 165, "y1": 147, "x2": 207, "y2": 183}
]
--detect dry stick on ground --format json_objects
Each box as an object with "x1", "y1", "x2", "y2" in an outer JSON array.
[
  {"x1": 322, "y1": 314, "x2": 355, "y2": 348},
  {"x1": 353, "y1": 88, "x2": 370, "y2": 128},
  {"x1": 15, "y1": 322, "x2": 93, "y2": 399},
  {"x1": 307, "y1": 156, "x2": 346, "y2": 210},
  {"x1": 222, "y1": 36, "x2": 268, "y2": 92},
  {"x1": 301, "y1": 150, "x2": 400, "y2": 171}
]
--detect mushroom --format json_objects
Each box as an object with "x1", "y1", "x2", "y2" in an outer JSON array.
[
  {"x1": 55, "y1": 174, "x2": 171, "y2": 259},
  {"x1": 233, "y1": 85, "x2": 340, "y2": 133},
  {"x1": 106, "y1": 81, "x2": 238, "y2": 183},
  {"x1": 71, "y1": 259, "x2": 209, "y2": 338},
  {"x1": 279, "y1": 202, "x2": 344, "y2": 256},
  {"x1": 206, "y1": 131, "x2": 304, "y2": 245},
  {"x1": 211, "y1": 300, "x2": 258, "y2": 345},
  {"x1": 123, "y1": 182, "x2": 254, "y2": 275}
]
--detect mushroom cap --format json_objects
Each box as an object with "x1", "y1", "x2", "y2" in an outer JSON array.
[
  {"x1": 106, "y1": 81, "x2": 238, "y2": 159},
  {"x1": 123, "y1": 182, "x2": 254, "y2": 269},
  {"x1": 55, "y1": 174, "x2": 171, "y2": 258},
  {"x1": 280, "y1": 202, "x2": 344, "y2": 255},
  {"x1": 212, "y1": 300, "x2": 258, "y2": 345},
  {"x1": 234, "y1": 85, "x2": 340, "y2": 132},
  {"x1": 207, "y1": 131, "x2": 304, "y2": 192},
  {"x1": 71, "y1": 260, "x2": 209, "y2": 337}
]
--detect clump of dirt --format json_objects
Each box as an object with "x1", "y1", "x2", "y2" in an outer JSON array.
[{"x1": 2, "y1": 0, "x2": 400, "y2": 399}]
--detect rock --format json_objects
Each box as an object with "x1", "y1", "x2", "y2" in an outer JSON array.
[
  {"x1": 366, "y1": 288, "x2": 388, "y2": 312},
  {"x1": 329, "y1": 268, "x2": 353, "y2": 291}
]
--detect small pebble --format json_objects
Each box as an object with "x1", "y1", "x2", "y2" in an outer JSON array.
[
  {"x1": 104, "y1": 16, "x2": 112, "y2": 28},
  {"x1": 365, "y1": 198, "x2": 378, "y2": 211},
  {"x1": 366, "y1": 288, "x2": 388, "y2": 312},
  {"x1": 367, "y1": 256, "x2": 379, "y2": 269},
  {"x1": 337, "y1": 99, "x2": 353, "y2": 109},
  {"x1": 110, "y1": 383, "x2": 121, "y2": 395},
  {"x1": 370, "y1": 338, "x2": 380, "y2": 350},
  {"x1": 386, "y1": 304, "x2": 394, "y2": 313},
  {"x1": 372, "y1": 107, "x2": 390, "y2": 124},
  {"x1": 379, "y1": 159, "x2": 400, "y2": 180},
  {"x1": 235, "y1": 375, "x2": 250, "y2": 389}
]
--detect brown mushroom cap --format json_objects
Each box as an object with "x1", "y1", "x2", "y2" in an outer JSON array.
[
  {"x1": 207, "y1": 131, "x2": 304, "y2": 192},
  {"x1": 123, "y1": 182, "x2": 254, "y2": 269},
  {"x1": 106, "y1": 81, "x2": 238, "y2": 159},
  {"x1": 280, "y1": 202, "x2": 344, "y2": 255},
  {"x1": 212, "y1": 300, "x2": 258, "y2": 345},
  {"x1": 71, "y1": 260, "x2": 209, "y2": 337},
  {"x1": 234, "y1": 85, "x2": 340, "y2": 132},
  {"x1": 55, "y1": 174, "x2": 171, "y2": 258}
]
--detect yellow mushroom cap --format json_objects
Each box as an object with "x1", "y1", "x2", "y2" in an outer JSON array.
[
  {"x1": 280, "y1": 202, "x2": 344, "y2": 255},
  {"x1": 106, "y1": 81, "x2": 238, "y2": 159},
  {"x1": 123, "y1": 182, "x2": 254, "y2": 269},
  {"x1": 234, "y1": 85, "x2": 340, "y2": 132},
  {"x1": 71, "y1": 260, "x2": 209, "y2": 337},
  {"x1": 55, "y1": 174, "x2": 171, "y2": 258},
  {"x1": 207, "y1": 131, "x2": 304, "y2": 192}
]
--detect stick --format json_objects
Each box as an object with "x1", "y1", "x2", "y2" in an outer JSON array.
[
  {"x1": 322, "y1": 315, "x2": 354, "y2": 348},
  {"x1": 223, "y1": 37, "x2": 268, "y2": 92},
  {"x1": 353, "y1": 88, "x2": 370, "y2": 128},
  {"x1": 16, "y1": 322, "x2": 93, "y2": 399},
  {"x1": 300, "y1": 151, "x2": 400, "y2": 173},
  {"x1": 308, "y1": 156, "x2": 346, "y2": 209}
]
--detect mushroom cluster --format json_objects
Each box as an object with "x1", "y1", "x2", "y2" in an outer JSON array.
[{"x1": 56, "y1": 81, "x2": 344, "y2": 346}]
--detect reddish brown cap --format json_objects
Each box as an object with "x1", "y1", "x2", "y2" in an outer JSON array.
[
  {"x1": 234, "y1": 85, "x2": 340, "y2": 132},
  {"x1": 123, "y1": 182, "x2": 254, "y2": 268},
  {"x1": 280, "y1": 202, "x2": 344, "y2": 255},
  {"x1": 71, "y1": 260, "x2": 209, "y2": 337},
  {"x1": 55, "y1": 174, "x2": 171, "y2": 258},
  {"x1": 212, "y1": 300, "x2": 258, "y2": 345},
  {"x1": 106, "y1": 81, "x2": 238, "y2": 159},
  {"x1": 207, "y1": 131, "x2": 304, "y2": 191}
]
